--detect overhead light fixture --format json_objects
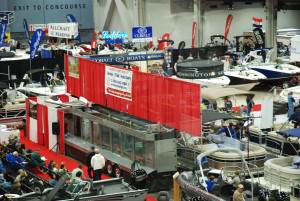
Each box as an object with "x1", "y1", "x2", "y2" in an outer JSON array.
[{"x1": 228, "y1": 3, "x2": 234, "y2": 10}]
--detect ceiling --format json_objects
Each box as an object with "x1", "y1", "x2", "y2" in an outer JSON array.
[{"x1": 203, "y1": 0, "x2": 300, "y2": 10}]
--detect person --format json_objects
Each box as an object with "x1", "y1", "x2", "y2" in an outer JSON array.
[
  {"x1": 86, "y1": 146, "x2": 95, "y2": 179},
  {"x1": 187, "y1": 53, "x2": 194, "y2": 60},
  {"x1": 289, "y1": 107, "x2": 300, "y2": 128},
  {"x1": 7, "y1": 151, "x2": 26, "y2": 170},
  {"x1": 10, "y1": 180, "x2": 23, "y2": 195},
  {"x1": 0, "y1": 160, "x2": 6, "y2": 174},
  {"x1": 205, "y1": 175, "x2": 216, "y2": 192},
  {"x1": 227, "y1": 171, "x2": 242, "y2": 189},
  {"x1": 70, "y1": 164, "x2": 84, "y2": 181},
  {"x1": 49, "y1": 173, "x2": 57, "y2": 186},
  {"x1": 213, "y1": 101, "x2": 218, "y2": 110},
  {"x1": 17, "y1": 143, "x2": 33, "y2": 157},
  {"x1": 174, "y1": 55, "x2": 183, "y2": 73},
  {"x1": 91, "y1": 148, "x2": 105, "y2": 181},
  {"x1": 0, "y1": 173, "x2": 12, "y2": 189},
  {"x1": 54, "y1": 64, "x2": 61, "y2": 72},
  {"x1": 31, "y1": 148, "x2": 46, "y2": 173},
  {"x1": 224, "y1": 97, "x2": 233, "y2": 111},
  {"x1": 216, "y1": 123, "x2": 237, "y2": 139},
  {"x1": 246, "y1": 95, "x2": 255, "y2": 116},
  {"x1": 233, "y1": 184, "x2": 247, "y2": 201},
  {"x1": 235, "y1": 120, "x2": 245, "y2": 139},
  {"x1": 16, "y1": 170, "x2": 32, "y2": 187},
  {"x1": 288, "y1": 92, "x2": 295, "y2": 118},
  {"x1": 162, "y1": 58, "x2": 169, "y2": 75},
  {"x1": 58, "y1": 162, "x2": 68, "y2": 175},
  {"x1": 73, "y1": 171, "x2": 85, "y2": 184},
  {"x1": 40, "y1": 72, "x2": 51, "y2": 86},
  {"x1": 7, "y1": 87, "x2": 16, "y2": 105},
  {"x1": 10, "y1": 125, "x2": 20, "y2": 141},
  {"x1": 52, "y1": 162, "x2": 58, "y2": 173},
  {"x1": 48, "y1": 159, "x2": 55, "y2": 170}
]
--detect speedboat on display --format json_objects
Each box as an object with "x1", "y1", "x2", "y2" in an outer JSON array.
[
  {"x1": 9, "y1": 175, "x2": 148, "y2": 201},
  {"x1": 172, "y1": 60, "x2": 230, "y2": 88},
  {"x1": 224, "y1": 65, "x2": 267, "y2": 91},
  {"x1": 280, "y1": 85, "x2": 300, "y2": 106},
  {"x1": 16, "y1": 69, "x2": 66, "y2": 97}
]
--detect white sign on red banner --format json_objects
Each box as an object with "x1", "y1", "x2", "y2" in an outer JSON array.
[{"x1": 105, "y1": 66, "x2": 133, "y2": 101}]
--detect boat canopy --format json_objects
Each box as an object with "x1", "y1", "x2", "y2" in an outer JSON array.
[
  {"x1": 202, "y1": 110, "x2": 237, "y2": 123},
  {"x1": 277, "y1": 128, "x2": 300, "y2": 138}
]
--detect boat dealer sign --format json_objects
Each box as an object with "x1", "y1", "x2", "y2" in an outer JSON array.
[
  {"x1": 47, "y1": 23, "x2": 78, "y2": 39},
  {"x1": 105, "y1": 66, "x2": 133, "y2": 101}
]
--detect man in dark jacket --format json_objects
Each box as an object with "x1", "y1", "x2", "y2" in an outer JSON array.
[
  {"x1": 31, "y1": 149, "x2": 46, "y2": 172},
  {"x1": 85, "y1": 146, "x2": 95, "y2": 179},
  {"x1": 289, "y1": 107, "x2": 300, "y2": 128}
]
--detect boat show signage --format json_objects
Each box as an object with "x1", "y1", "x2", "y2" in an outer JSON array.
[
  {"x1": 101, "y1": 30, "x2": 128, "y2": 44},
  {"x1": 105, "y1": 66, "x2": 133, "y2": 101},
  {"x1": 30, "y1": 29, "x2": 44, "y2": 59},
  {"x1": 47, "y1": 23, "x2": 78, "y2": 39},
  {"x1": 132, "y1": 26, "x2": 153, "y2": 42},
  {"x1": 0, "y1": 22, "x2": 7, "y2": 44},
  {"x1": 0, "y1": 11, "x2": 15, "y2": 25},
  {"x1": 29, "y1": 24, "x2": 46, "y2": 31},
  {"x1": 88, "y1": 53, "x2": 164, "y2": 64}
]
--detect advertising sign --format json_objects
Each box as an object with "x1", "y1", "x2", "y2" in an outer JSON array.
[
  {"x1": 88, "y1": 53, "x2": 164, "y2": 64},
  {"x1": 132, "y1": 26, "x2": 152, "y2": 42},
  {"x1": 0, "y1": 22, "x2": 7, "y2": 44},
  {"x1": 105, "y1": 66, "x2": 133, "y2": 101},
  {"x1": 30, "y1": 24, "x2": 46, "y2": 31},
  {"x1": 48, "y1": 23, "x2": 78, "y2": 39},
  {"x1": 30, "y1": 29, "x2": 44, "y2": 59},
  {"x1": 0, "y1": 12, "x2": 15, "y2": 25}
]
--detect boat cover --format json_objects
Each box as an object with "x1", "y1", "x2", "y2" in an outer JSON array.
[
  {"x1": 277, "y1": 128, "x2": 300, "y2": 138},
  {"x1": 201, "y1": 87, "x2": 255, "y2": 103},
  {"x1": 202, "y1": 110, "x2": 237, "y2": 123}
]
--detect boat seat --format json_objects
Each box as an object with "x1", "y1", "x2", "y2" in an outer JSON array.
[
  {"x1": 156, "y1": 191, "x2": 170, "y2": 201},
  {"x1": 210, "y1": 184, "x2": 221, "y2": 196}
]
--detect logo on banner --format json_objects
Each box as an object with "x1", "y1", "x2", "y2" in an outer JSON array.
[
  {"x1": 89, "y1": 53, "x2": 164, "y2": 64},
  {"x1": 0, "y1": 22, "x2": 7, "y2": 44},
  {"x1": 132, "y1": 26, "x2": 152, "y2": 42},
  {"x1": 105, "y1": 66, "x2": 133, "y2": 101},
  {"x1": 30, "y1": 29, "x2": 44, "y2": 59}
]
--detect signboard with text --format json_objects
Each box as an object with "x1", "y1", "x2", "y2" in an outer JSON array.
[
  {"x1": 30, "y1": 24, "x2": 46, "y2": 31},
  {"x1": 0, "y1": 11, "x2": 15, "y2": 25},
  {"x1": 105, "y1": 66, "x2": 133, "y2": 101},
  {"x1": 48, "y1": 23, "x2": 78, "y2": 39},
  {"x1": 132, "y1": 26, "x2": 152, "y2": 42}
]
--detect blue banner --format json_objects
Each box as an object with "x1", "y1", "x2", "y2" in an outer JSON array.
[
  {"x1": 66, "y1": 14, "x2": 81, "y2": 43},
  {"x1": 30, "y1": 29, "x2": 44, "y2": 59},
  {"x1": 23, "y1": 19, "x2": 31, "y2": 45},
  {"x1": 87, "y1": 53, "x2": 164, "y2": 64},
  {"x1": 0, "y1": 12, "x2": 15, "y2": 24},
  {"x1": 0, "y1": 22, "x2": 7, "y2": 44},
  {"x1": 132, "y1": 26, "x2": 152, "y2": 42}
]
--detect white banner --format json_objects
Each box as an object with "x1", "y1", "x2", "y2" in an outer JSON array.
[
  {"x1": 30, "y1": 24, "x2": 46, "y2": 31},
  {"x1": 48, "y1": 22, "x2": 78, "y2": 39},
  {"x1": 105, "y1": 66, "x2": 133, "y2": 101}
]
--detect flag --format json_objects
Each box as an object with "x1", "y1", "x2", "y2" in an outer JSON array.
[
  {"x1": 192, "y1": 22, "x2": 197, "y2": 48},
  {"x1": 224, "y1": 14, "x2": 233, "y2": 45},
  {"x1": 0, "y1": 21, "x2": 7, "y2": 44},
  {"x1": 252, "y1": 17, "x2": 262, "y2": 28},
  {"x1": 23, "y1": 19, "x2": 31, "y2": 45},
  {"x1": 66, "y1": 14, "x2": 81, "y2": 43},
  {"x1": 30, "y1": 29, "x2": 44, "y2": 59}
]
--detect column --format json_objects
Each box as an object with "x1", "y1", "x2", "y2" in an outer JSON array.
[{"x1": 265, "y1": 0, "x2": 278, "y2": 61}]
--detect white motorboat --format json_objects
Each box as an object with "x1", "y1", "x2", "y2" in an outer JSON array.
[
  {"x1": 16, "y1": 69, "x2": 66, "y2": 97},
  {"x1": 224, "y1": 65, "x2": 267, "y2": 91}
]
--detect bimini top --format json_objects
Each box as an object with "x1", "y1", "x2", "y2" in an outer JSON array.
[
  {"x1": 277, "y1": 128, "x2": 300, "y2": 138},
  {"x1": 202, "y1": 110, "x2": 237, "y2": 123},
  {"x1": 176, "y1": 60, "x2": 224, "y2": 79}
]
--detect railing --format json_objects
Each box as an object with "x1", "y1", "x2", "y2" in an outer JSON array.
[{"x1": 0, "y1": 107, "x2": 26, "y2": 120}]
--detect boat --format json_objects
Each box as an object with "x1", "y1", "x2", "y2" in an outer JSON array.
[
  {"x1": 172, "y1": 60, "x2": 230, "y2": 88},
  {"x1": 16, "y1": 69, "x2": 66, "y2": 97},
  {"x1": 9, "y1": 175, "x2": 148, "y2": 201},
  {"x1": 224, "y1": 64, "x2": 267, "y2": 91},
  {"x1": 279, "y1": 85, "x2": 300, "y2": 106}
]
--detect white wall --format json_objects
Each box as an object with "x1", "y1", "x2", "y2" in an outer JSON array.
[{"x1": 93, "y1": 1, "x2": 300, "y2": 48}]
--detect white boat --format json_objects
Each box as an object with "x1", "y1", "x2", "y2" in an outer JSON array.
[
  {"x1": 224, "y1": 65, "x2": 267, "y2": 91},
  {"x1": 16, "y1": 69, "x2": 66, "y2": 97},
  {"x1": 280, "y1": 85, "x2": 300, "y2": 106},
  {"x1": 172, "y1": 75, "x2": 230, "y2": 88}
]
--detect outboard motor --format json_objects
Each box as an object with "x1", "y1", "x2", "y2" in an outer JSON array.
[{"x1": 130, "y1": 161, "x2": 147, "y2": 189}]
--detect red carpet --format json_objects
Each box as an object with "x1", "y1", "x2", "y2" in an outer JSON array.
[{"x1": 20, "y1": 131, "x2": 157, "y2": 201}]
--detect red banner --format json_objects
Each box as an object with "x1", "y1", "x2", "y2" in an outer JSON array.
[
  {"x1": 157, "y1": 33, "x2": 170, "y2": 50},
  {"x1": 224, "y1": 14, "x2": 233, "y2": 45},
  {"x1": 192, "y1": 22, "x2": 197, "y2": 48}
]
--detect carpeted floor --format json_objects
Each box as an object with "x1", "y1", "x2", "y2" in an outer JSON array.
[{"x1": 20, "y1": 131, "x2": 157, "y2": 201}]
